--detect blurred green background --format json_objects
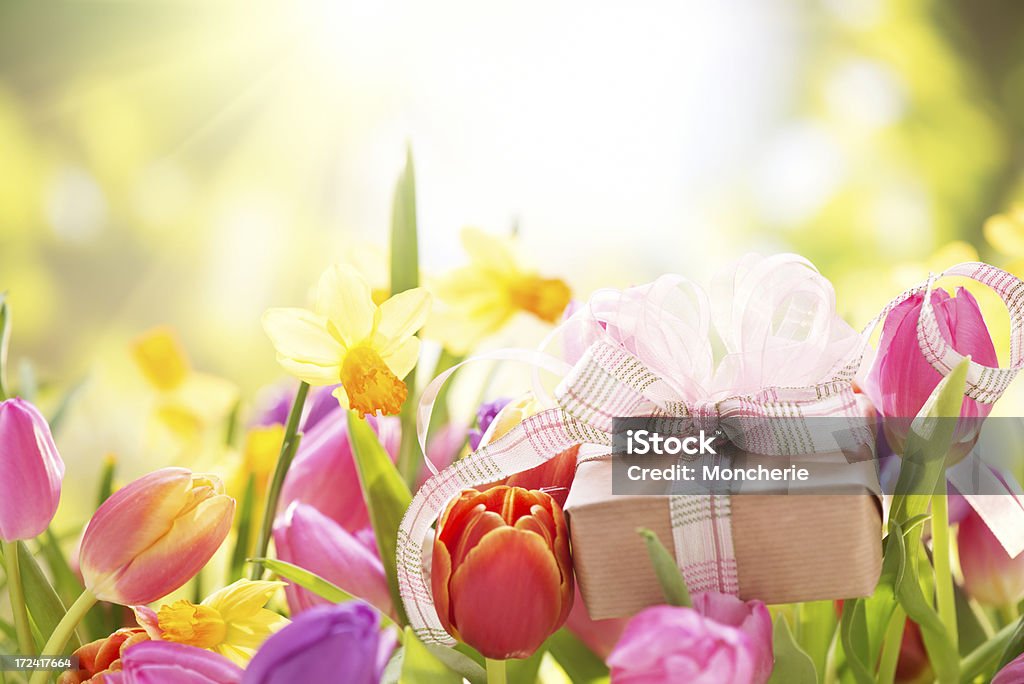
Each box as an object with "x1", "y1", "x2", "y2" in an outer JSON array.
[{"x1": 5, "y1": 1, "x2": 1024, "y2": 498}]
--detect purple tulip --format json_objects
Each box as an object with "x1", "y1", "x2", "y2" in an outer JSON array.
[
  {"x1": 273, "y1": 502, "x2": 392, "y2": 617},
  {"x1": 278, "y1": 414, "x2": 399, "y2": 533},
  {"x1": 468, "y1": 398, "x2": 511, "y2": 451},
  {"x1": 0, "y1": 398, "x2": 65, "y2": 541},
  {"x1": 253, "y1": 384, "x2": 340, "y2": 433},
  {"x1": 113, "y1": 640, "x2": 243, "y2": 683},
  {"x1": 865, "y1": 288, "x2": 997, "y2": 455},
  {"x1": 243, "y1": 603, "x2": 390, "y2": 684},
  {"x1": 994, "y1": 652, "x2": 1024, "y2": 684},
  {"x1": 608, "y1": 594, "x2": 774, "y2": 684}
]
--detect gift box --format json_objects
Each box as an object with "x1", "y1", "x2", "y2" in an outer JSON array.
[{"x1": 564, "y1": 456, "x2": 883, "y2": 619}]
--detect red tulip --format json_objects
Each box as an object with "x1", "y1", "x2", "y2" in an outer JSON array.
[
  {"x1": 432, "y1": 486, "x2": 573, "y2": 659},
  {"x1": 865, "y1": 288, "x2": 997, "y2": 457}
]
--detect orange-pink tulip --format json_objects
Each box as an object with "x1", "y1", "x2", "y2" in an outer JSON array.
[
  {"x1": 79, "y1": 468, "x2": 234, "y2": 605},
  {"x1": 432, "y1": 486, "x2": 573, "y2": 659}
]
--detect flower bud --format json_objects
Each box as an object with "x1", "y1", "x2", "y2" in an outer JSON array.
[
  {"x1": 243, "y1": 603, "x2": 390, "y2": 684},
  {"x1": 0, "y1": 398, "x2": 65, "y2": 541},
  {"x1": 866, "y1": 288, "x2": 997, "y2": 458},
  {"x1": 432, "y1": 486, "x2": 573, "y2": 659},
  {"x1": 958, "y1": 509, "x2": 1024, "y2": 606},
  {"x1": 79, "y1": 468, "x2": 234, "y2": 605}
]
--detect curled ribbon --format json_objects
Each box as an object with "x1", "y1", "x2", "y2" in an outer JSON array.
[{"x1": 398, "y1": 255, "x2": 1024, "y2": 645}]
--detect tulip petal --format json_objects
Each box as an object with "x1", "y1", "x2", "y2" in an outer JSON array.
[
  {"x1": 273, "y1": 503, "x2": 392, "y2": 617},
  {"x1": 81, "y1": 469, "x2": 195, "y2": 584},
  {"x1": 120, "y1": 641, "x2": 243, "y2": 684},
  {"x1": 947, "y1": 288, "x2": 999, "y2": 367},
  {"x1": 449, "y1": 527, "x2": 564, "y2": 659},
  {"x1": 0, "y1": 398, "x2": 64, "y2": 541},
  {"x1": 315, "y1": 265, "x2": 375, "y2": 348}
]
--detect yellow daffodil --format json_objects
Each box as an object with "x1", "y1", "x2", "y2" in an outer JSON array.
[
  {"x1": 262, "y1": 265, "x2": 430, "y2": 415},
  {"x1": 226, "y1": 424, "x2": 285, "y2": 522},
  {"x1": 146, "y1": 579, "x2": 288, "y2": 666},
  {"x1": 131, "y1": 327, "x2": 239, "y2": 442},
  {"x1": 430, "y1": 228, "x2": 571, "y2": 354}
]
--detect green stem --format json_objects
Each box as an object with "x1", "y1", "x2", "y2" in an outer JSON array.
[
  {"x1": 999, "y1": 602, "x2": 1020, "y2": 626},
  {"x1": 877, "y1": 607, "x2": 906, "y2": 684},
  {"x1": 249, "y1": 381, "x2": 309, "y2": 580},
  {"x1": 28, "y1": 589, "x2": 97, "y2": 684},
  {"x1": 933, "y1": 490, "x2": 958, "y2": 653},
  {"x1": 959, "y1": 619, "x2": 1018, "y2": 683},
  {"x1": 3, "y1": 540, "x2": 34, "y2": 656},
  {"x1": 486, "y1": 658, "x2": 506, "y2": 684}
]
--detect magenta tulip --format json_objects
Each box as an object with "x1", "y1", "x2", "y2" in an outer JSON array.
[
  {"x1": 994, "y1": 652, "x2": 1024, "y2": 684},
  {"x1": 609, "y1": 594, "x2": 774, "y2": 684},
  {"x1": 958, "y1": 508, "x2": 1024, "y2": 607},
  {"x1": 278, "y1": 415, "x2": 399, "y2": 533},
  {"x1": 273, "y1": 502, "x2": 392, "y2": 617},
  {"x1": 114, "y1": 640, "x2": 242, "y2": 683},
  {"x1": 866, "y1": 288, "x2": 997, "y2": 455},
  {"x1": 0, "y1": 398, "x2": 65, "y2": 541}
]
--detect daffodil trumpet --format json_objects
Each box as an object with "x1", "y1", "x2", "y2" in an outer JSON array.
[{"x1": 250, "y1": 381, "x2": 308, "y2": 580}]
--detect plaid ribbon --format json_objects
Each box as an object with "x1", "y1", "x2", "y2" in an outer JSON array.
[{"x1": 398, "y1": 261, "x2": 1024, "y2": 645}]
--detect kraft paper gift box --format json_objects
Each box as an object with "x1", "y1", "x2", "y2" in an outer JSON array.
[{"x1": 563, "y1": 456, "x2": 883, "y2": 620}]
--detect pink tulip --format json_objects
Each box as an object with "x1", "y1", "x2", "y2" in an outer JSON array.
[
  {"x1": 279, "y1": 415, "x2": 399, "y2": 534},
  {"x1": 79, "y1": 468, "x2": 234, "y2": 605},
  {"x1": 608, "y1": 594, "x2": 774, "y2": 684},
  {"x1": 994, "y1": 652, "x2": 1024, "y2": 684},
  {"x1": 0, "y1": 398, "x2": 65, "y2": 541},
  {"x1": 958, "y1": 509, "x2": 1024, "y2": 606},
  {"x1": 866, "y1": 288, "x2": 997, "y2": 455},
  {"x1": 112, "y1": 640, "x2": 242, "y2": 683},
  {"x1": 273, "y1": 502, "x2": 392, "y2": 618},
  {"x1": 692, "y1": 593, "x2": 774, "y2": 683}
]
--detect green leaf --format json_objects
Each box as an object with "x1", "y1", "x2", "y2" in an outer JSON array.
[
  {"x1": 347, "y1": 411, "x2": 413, "y2": 625},
  {"x1": 36, "y1": 530, "x2": 82, "y2": 608},
  {"x1": 399, "y1": 627, "x2": 464, "y2": 684},
  {"x1": 547, "y1": 629, "x2": 610, "y2": 684},
  {"x1": 47, "y1": 376, "x2": 87, "y2": 435},
  {"x1": 390, "y1": 145, "x2": 419, "y2": 297},
  {"x1": 229, "y1": 474, "x2": 257, "y2": 581},
  {"x1": 893, "y1": 527, "x2": 959, "y2": 683},
  {"x1": 996, "y1": 615, "x2": 1024, "y2": 671},
  {"x1": 97, "y1": 455, "x2": 116, "y2": 508},
  {"x1": 839, "y1": 598, "x2": 876, "y2": 684},
  {"x1": 768, "y1": 616, "x2": 817, "y2": 684},
  {"x1": 795, "y1": 601, "x2": 837, "y2": 677},
  {"x1": 254, "y1": 557, "x2": 353, "y2": 604},
  {"x1": 890, "y1": 358, "x2": 970, "y2": 532},
  {"x1": 637, "y1": 528, "x2": 691, "y2": 607},
  {"x1": 0, "y1": 541, "x2": 80, "y2": 651}
]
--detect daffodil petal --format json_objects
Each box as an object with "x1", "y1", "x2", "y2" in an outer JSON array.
[
  {"x1": 462, "y1": 227, "x2": 518, "y2": 275},
  {"x1": 331, "y1": 386, "x2": 351, "y2": 410},
  {"x1": 382, "y1": 337, "x2": 420, "y2": 379},
  {"x1": 316, "y1": 265, "x2": 375, "y2": 347},
  {"x1": 262, "y1": 308, "x2": 342, "y2": 368},
  {"x1": 278, "y1": 357, "x2": 340, "y2": 386},
  {"x1": 203, "y1": 579, "x2": 284, "y2": 622},
  {"x1": 376, "y1": 287, "x2": 431, "y2": 353}
]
